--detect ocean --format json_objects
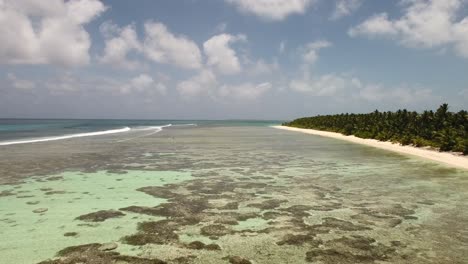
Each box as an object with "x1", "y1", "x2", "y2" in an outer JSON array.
[
  {"x1": 0, "y1": 119, "x2": 278, "y2": 145},
  {"x1": 1, "y1": 120, "x2": 468, "y2": 263}
]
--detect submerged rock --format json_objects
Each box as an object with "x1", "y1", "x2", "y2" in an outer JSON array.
[
  {"x1": 33, "y1": 208, "x2": 48, "y2": 213},
  {"x1": 226, "y1": 256, "x2": 252, "y2": 264},
  {"x1": 75, "y1": 209, "x2": 125, "y2": 222},
  {"x1": 185, "y1": 241, "x2": 221, "y2": 251},
  {"x1": 98, "y1": 242, "x2": 118, "y2": 251}
]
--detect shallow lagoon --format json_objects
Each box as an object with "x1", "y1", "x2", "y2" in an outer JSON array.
[{"x1": 1, "y1": 125, "x2": 468, "y2": 263}]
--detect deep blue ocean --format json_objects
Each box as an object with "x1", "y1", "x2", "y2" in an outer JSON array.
[{"x1": 0, "y1": 119, "x2": 281, "y2": 144}]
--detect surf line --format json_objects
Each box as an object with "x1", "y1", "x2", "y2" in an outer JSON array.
[
  {"x1": 0, "y1": 127, "x2": 131, "y2": 146},
  {"x1": 116, "y1": 124, "x2": 172, "y2": 143}
]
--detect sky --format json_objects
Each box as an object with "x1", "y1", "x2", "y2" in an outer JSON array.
[{"x1": 0, "y1": 0, "x2": 467, "y2": 120}]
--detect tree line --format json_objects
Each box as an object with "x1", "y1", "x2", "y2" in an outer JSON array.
[{"x1": 284, "y1": 104, "x2": 468, "y2": 155}]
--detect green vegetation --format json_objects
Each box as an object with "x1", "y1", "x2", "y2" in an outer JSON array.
[{"x1": 284, "y1": 104, "x2": 468, "y2": 155}]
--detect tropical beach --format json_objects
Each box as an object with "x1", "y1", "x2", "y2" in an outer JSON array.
[
  {"x1": 1, "y1": 122, "x2": 468, "y2": 264},
  {"x1": 273, "y1": 126, "x2": 468, "y2": 170},
  {"x1": 2, "y1": 0, "x2": 468, "y2": 263}
]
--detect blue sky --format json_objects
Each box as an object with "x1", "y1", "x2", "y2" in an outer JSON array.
[{"x1": 0, "y1": 0, "x2": 467, "y2": 119}]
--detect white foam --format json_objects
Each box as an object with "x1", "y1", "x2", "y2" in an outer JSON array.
[
  {"x1": 133, "y1": 124, "x2": 173, "y2": 131},
  {"x1": 0, "y1": 127, "x2": 131, "y2": 146},
  {"x1": 116, "y1": 124, "x2": 172, "y2": 142}
]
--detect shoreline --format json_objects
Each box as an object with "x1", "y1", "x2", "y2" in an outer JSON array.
[{"x1": 272, "y1": 125, "x2": 468, "y2": 170}]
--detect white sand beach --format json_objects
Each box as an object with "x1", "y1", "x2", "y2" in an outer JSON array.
[{"x1": 273, "y1": 126, "x2": 468, "y2": 170}]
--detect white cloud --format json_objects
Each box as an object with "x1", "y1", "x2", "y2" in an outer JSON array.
[
  {"x1": 37, "y1": 72, "x2": 167, "y2": 96},
  {"x1": 46, "y1": 72, "x2": 80, "y2": 93},
  {"x1": 99, "y1": 21, "x2": 142, "y2": 69},
  {"x1": 290, "y1": 74, "x2": 348, "y2": 96},
  {"x1": 349, "y1": 0, "x2": 468, "y2": 58},
  {"x1": 301, "y1": 40, "x2": 332, "y2": 64},
  {"x1": 203, "y1": 34, "x2": 247, "y2": 75},
  {"x1": 143, "y1": 22, "x2": 202, "y2": 69},
  {"x1": 120, "y1": 74, "x2": 166, "y2": 95},
  {"x1": 215, "y1": 22, "x2": 228, "y2": 33},
  {"x1": 331, "y1": 0, "x2": 363, "y2": 20},
  {"x1": 356, "y1": 83, "x2": 434, "y2": 103},
  {"x1": 7, "y1": 73, "x2": 35, "y2": 90},
  {"x1": 248, "y1": 59, "x2": 280, "y2": 76},
  {"x1": 0, "y1": 0, "x2": 106, "y2": 66},
  {"x1": 219, "y1": 82, "x2": 272, "y2": 100},
  {"x1": 349, "y1": 13, "x2": 398, "y2": 36},
  {"x1": 176, "y1": 70, "x2": 218, "y2": 98},
  {"x1": 225, "y1": 0, "x2": 315, "y2": 21},
  {"x1": 289, "y1": 72, "x2": 436, "y2": 104}
]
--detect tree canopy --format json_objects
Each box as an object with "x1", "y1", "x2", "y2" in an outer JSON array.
[{"x1": 284, "y1": 104, "x2": 468, "y2": 155}]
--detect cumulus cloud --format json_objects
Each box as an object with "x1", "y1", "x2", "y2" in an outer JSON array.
[
  {"x1": 29, "y1": 72, "x2": 167, "y2": 96},
  {"x1": 356, "y1": 83, "x2": 435, "y2": 104},
  {"x1": 214, "y1": 22, "x2": 228, "y2": 33},
  {"x1": 219, "y1": 82, "x2": 272, "y2": 100},
  {"x1": 7, "y1": 73, "x2": 35, "y2": 90},
  {"x1": 349, "y1": 0, "x2": 468, "y2": 58},
  {"x1": 290, "y1": 74, "x2": 348, "y2": 96},
  {"x1": 0, "y1": 0, "x2": 106, "y2": 66},
  {"x1": 176, "y1": 70, "x2": 218, "y2": 98},
  {"x1": 225, "y1": 0, "x2": 315, "y2": 21},
  {"x1": 248, "y1": 59, "x2": 280, "y2": 76},
  {"x1": 120, "y1": 74, "x2": 166, "y2": 95},
  {"x1": 99, "y1": 21, "x2": 142, "y2": 69},
  {"x1": 330, "y1": 0, "x2": 363, "y2": 20},
  {"x1": 203, "y1": 34, "x2": 247, "y2": 75},
  {"x1": 143, "y1": 22, "x2": 203, "y2": 69},
  {"x1": 289, "y1": 72, "x2": 436, "y2": 105},
  {"x1": 46, "y1": 72, "x2": 80, "y2": 93},
  {"x1": 301, "y1": 40, "x2": 332, "y2": 64}
]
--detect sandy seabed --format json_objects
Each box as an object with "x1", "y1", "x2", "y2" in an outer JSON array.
[{"x1": 273, "y1": 126, "x2": 468, "y2": 170}]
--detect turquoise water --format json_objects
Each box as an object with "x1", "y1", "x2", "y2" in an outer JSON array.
[
  {"x1": 0, "y1": 124, "x2": 467, "y2": 263},
  {"x1": 0, "y1": 119, "x2": 280, "y2": 142}
]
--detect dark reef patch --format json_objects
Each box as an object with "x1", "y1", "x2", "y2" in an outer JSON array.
[
  {"x1": 119, "y1": 206, "x2": 162, "y2": 216},
  {"x1": 75, "y1": 210, "x2": 125, "y2": 222},
  {"x1": 44, "y1": 190, "x2": 67, "y2": 195},
  {"x1": 37, "y1": 243, "x2": 166, "y2": 264},
  {"x1": 219, "y1": 202, "x2": 239, "y2": 210},
  {"x1": 280, "y1": 205, "x2": 313, "y2": 217},
  {"x1": 200, "y1": 224, "x2": 232, "y2": 238},
  {"x1": 247, "y1": 199, "x2": 287, "y2": 210},
  {"x1": 0, "y1": 190, "x2": 16, "y2": 197},
  {"x1": 185, "y1": 241, "x2": 221, "y2": 251},
  {"x1": 276, "y1": 234, "x2": 321, "y2": 247},
  {"x1": 225, "y1": 256, "x2": 253, "y2": 264},
  {"x1": 122, "y1": 220, "x2": 179, "y2": 246},
  {"x1": 137, "y1": 186, "x2": 179, "y2": 199},
  {"x1": 305, "y1": 249, "x2": 375, "y2": 263},
  {"x1": 235, "y1": 212, "x2": 260, "y2": 221},
  {"x1": 305, "y1": 235, "x2": 397, "y2": 263},
  {"x1": 314, "y1": 217, "x2": 372, "y2": 232}
]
